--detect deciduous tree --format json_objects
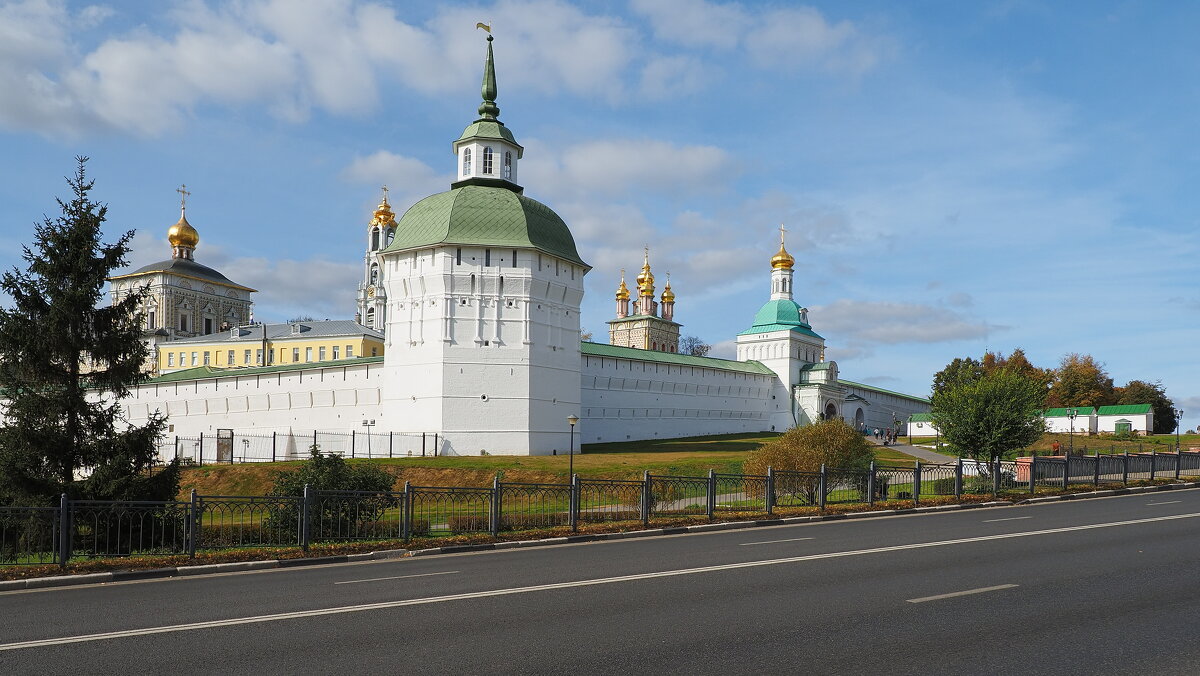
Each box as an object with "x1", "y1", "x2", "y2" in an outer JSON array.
[
  {"x1": 1046, "y1": 353, "x2": 1116, "y2": 409},
  {"x1": 930, "y1": 369, "x2": 1045, "y2": 461},
  {"x1": 931, "y1": 357, "x2": 983, "y2": 397},
  {"x1": 1116, "y1": 380, "x2": 1177, "y2": 434},
  {"x1": 679, "y1": 335, "x2": 711, "y2": 357}
]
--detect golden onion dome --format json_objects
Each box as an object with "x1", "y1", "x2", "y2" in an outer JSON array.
[
  {"x1": 370, "y1": 191, "x2": 395, "y2": 228},
  {"x1": 615, "y1": 270, "x2": 630, "y2": 300},
  {"x1": 636, "y1": 247, "x2": 654, "y2": 286},
  {"x1": 770, "y1": 242, "x2": 794, "y2": 270},
  {"x1": 661, "y1": 280, "x2": 675, "y2": 303},
  {"x1": 168, "y1": 211, "x2": 200, "y2": 249}
]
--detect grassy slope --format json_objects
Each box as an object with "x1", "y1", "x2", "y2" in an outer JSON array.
[
  {"x1": 907, "y1": 431, "x2": 1200, "y2": 456},
  {"x1": 178, "y1": 431, "x2": 916, "y2": 497}
]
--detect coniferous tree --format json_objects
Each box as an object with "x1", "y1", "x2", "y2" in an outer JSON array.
[{"x1": 0, "y1": 158, "x2": 178, "y2": 505}]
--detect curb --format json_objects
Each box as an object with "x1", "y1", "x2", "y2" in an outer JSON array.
[{"x1": 4, "y1": 485, "x2": 1196, "y2": 592}]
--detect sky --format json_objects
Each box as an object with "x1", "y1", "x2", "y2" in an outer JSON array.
[{"x1": 1, "y1": 0, "x2": 1198, "y2": 430}]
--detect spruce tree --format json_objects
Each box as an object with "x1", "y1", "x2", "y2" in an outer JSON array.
[{"x1": 0, "y1": 157, "x2": 178, "y2": 505}]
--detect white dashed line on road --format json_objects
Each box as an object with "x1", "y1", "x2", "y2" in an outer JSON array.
[
  {"x1": 335, "y1": 571, "x2": 459, "y2": 585},
  {"x1": 738, "y1": 537, "x2": 815, "y2": 546},
  {"x1": 1146, "y1": 501, "x2": 1181, "y2": 506},
  {"x1": 907, "y1": 584, "x2": 1018, "y2": 604},
  {"x1": 982, "y1": 517, "x2": 1032, "y2": 523}
]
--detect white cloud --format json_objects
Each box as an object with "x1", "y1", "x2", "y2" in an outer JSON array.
[
  {"x1": 523, "y1": 138, "x2": 735, "y2": 199},
  {"x1": 812, "y1": 299, "x2": 991, "y2": 345},
  {"x1": 340, "y1": 151, "x2": 452, "y2": 213}
]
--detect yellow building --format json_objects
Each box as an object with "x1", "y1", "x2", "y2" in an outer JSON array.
[{"x1": 158, "y1": 319, "x2": 384, "y2": 374}]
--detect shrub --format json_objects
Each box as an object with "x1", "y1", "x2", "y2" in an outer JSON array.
[
  {"x1": 929, "y1": 477, "x2": 957, "y2": 495},
  {"x1": 745, "y1": 419, "x2": 874, "y2": 504}
]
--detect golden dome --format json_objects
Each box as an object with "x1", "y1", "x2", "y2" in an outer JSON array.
[
  {"x1": 770, "y1": 242, "x2": 794, "y2": 270},
  {"x1": 615, "y1": 269, "x2": 630, "y2": 300},
  {"x1": 635, "y1": 247, "x2": 654, "y2": 287},
  {"x1": 168, "y1": 211, "x2": 199, "y2": 249},
  {"x1": 661, "y1": 279, "x2": 675, "y2": 303},
  {"x1": 370, "y1": 190, "x2": 395, "y2": 227}
]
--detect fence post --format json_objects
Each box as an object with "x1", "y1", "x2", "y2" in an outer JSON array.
[
  {"x1": 570, "y1": 474, "x2": 579, "y2": 532},
  {"x1": 271, "y1": 431, "x2": 277, "y2": 463},
  {"x1": 818, "y1": 464, "x2": 827, "y2": 511},
  {"x1": 198, "y1": 431, "x2": 204, "y2": 466},
  {"x1": 1151, "y1": 450, "x2": 1157, "y2": 480},
  {"x1": 402, "y1": 481, "x2": 412, "y2": 542},
  {"x1": 188, "y1": 489, "x2": 198, "y2": 559},
  {"x1": 313, "y1": 430, "x2": 318, "y2": 452},
  {"x1": 1094, "y1": 452, "x2": 1101, "y2": 487},
  {"x1": 1122, "y1": 450, "x2": 1129, "y2": 485},
  {"x1": 422, "y1": 432, "x2": 426, "y2": 457},
  {"x1": 351, "y1": 430, "x2": 356, "y2": 459},
  {"x1": 642, "y1": 470, "x2": 651, "y2": 527},
  {"x1": 1062, "y1": 455, "x2": 1069, "y2": 490},
  {"x1": 867, "y1": 461, "x2": 876, "y2": 507},
  {"x1": 992, "y1": 457, "x2": 1000, "y2": 497},
  {"x1": 913, "y1": 461, "x2": 921, "y2": 506},
  {"x1": 1029, "y1": 456, "x2": 1037, "y2": 494},
  {"x1": 434, "y1": 433, "x2": 439, "y2": 457},
  {"x1": 301, "y1": 483, "x2": 311, "y2": 551},
  {"x1": 706, "y1": 469, "x2": 716, "y2": 520},
  {"x1": 766, "y1": 466, "x2": 775, "y2": 515},
  {"x1": 491, "y1": 475, "x2": 501, "y2": 536},
  {"x1": 58, "y1": 493, "x2": 71, "y2": 568},
  {"x1": 1175, "y1": 448, "x2": 1182, "y2": 481},
  {"x1": 389, "y1": 432, "x2": 394, "y2": 459},
  {"x1": 174, "y1": 435, "x2": 179, "y2": 463},
  {"x1": 955, "y1": 457, "x2": 964, "y2": 499}
]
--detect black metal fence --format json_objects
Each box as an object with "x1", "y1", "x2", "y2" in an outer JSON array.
[
  {"x1": 161, "y1": 430, "x2": 444, "y2": 465},
  {"x1": 6, "y1": 453, "x2": 1199, "y2": 567}
]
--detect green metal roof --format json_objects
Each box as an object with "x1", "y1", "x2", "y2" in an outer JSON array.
[
  {"x1": 150, "y1": 356, "x2": 385, "y2": 383},
  {"x1": 381, "y1": 185, "x2": 585, "y2": 267},
  {"x1": 909, "y1": 413, "x2": 933, "y2": 422},
  {"x1": 799, "y1": 362, "x2": 834, "y2": 371},
  {"x1": 737, "y1": 299, "x2": 823, "y2": 339},
  {"x1": 606, "y1": 315, "x2": 680, "y2": 326},
  {"x1": 1042, "y1": 407, "x2": 1095, "y2": 417},
  {"x1": 1097, "y1": 404, "x2": 1153, "y2": 415},
  {"x1": 581, "y1": 341, "x2": 774, "y2": 375},
  {"x1": 455, "y1": 120, "x2": 521, "y2": 151},
  {"x1": 840, "y1": 379, "x2": 931, "y2": 404}
]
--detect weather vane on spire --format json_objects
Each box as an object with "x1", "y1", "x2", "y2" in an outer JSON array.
[
  {"x1": 476, "y1": 22, "x2": 491, "y2": 33},
  {"x1": 177, "y1": 184, "x2": 191, "y2": 212}
]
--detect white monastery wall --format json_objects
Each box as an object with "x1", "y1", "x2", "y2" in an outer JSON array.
[
  {"x1": 580, "y1": 354, "x2": 780, "y2": 445},
  {"x1": 1044, "y1": 415, "x2": 1099, "y2": 434}
]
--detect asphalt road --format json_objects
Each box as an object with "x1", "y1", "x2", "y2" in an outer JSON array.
[{"x1": 3, "y1": 491, "x2": 1200, "y2": 675}]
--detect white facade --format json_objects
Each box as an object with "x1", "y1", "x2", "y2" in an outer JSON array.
[
  {"x1": 1096, "y1": 412, "x2": 1152, "y2": 435},
  {"x1": 1043, "y1": 410, "x2": 1098, "y2": 434}
]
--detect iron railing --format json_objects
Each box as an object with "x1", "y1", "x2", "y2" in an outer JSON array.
[
  {"x1": 162, "y1": 431, "x2": 443, "y2": 466},
  {"x1": 7, "y1": 452, "x2": 1198, "y2": 567}
]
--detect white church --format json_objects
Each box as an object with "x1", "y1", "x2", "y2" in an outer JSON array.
[{"x1": 119, "y1": 35, "x2": 931, "y2": 457}]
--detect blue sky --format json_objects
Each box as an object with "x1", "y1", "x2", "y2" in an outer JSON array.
[{"x1": 2, "y1": 0, "x2": 1198, "y2": 430}]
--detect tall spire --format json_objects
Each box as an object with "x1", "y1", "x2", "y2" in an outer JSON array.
[{"x1": 478, "y1": 32, "x2": 500, "y2": 120}]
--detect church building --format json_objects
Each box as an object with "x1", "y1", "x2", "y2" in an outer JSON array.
[{"x1": 110, "y1": 32, "x2": 930, "y2": 456}]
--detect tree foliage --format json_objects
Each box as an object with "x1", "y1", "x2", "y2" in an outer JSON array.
[
  {"x1": 0, "y1": 158, "x2": 177, "y2": 505},
  {"x1": 1116, "y1": 380, "x2": 1177, "y2": 434},
  {"x1": 982, "y1": 348, "x2": 1054, "y2": 389},
  {"x1": 930, "y1": 369, "x2": 1046, "y2": 461},
  {"x1": 268, "y1": 447, "x2": 395, "y2": 496},
  {"x1": 744, "y1": 419, "x2": 873, "y2": 474},
  {"x1": 931, "y1": 357, "x2": 983, "y2": 397},
  {"x1": 1045, "y1": 353, "x2": 1115, "y2": 409},
  {"x1": 679, "y1": 335, "x2": 711, "y2": 357}
]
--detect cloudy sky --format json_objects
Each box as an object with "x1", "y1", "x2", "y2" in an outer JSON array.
[{"x1": 2, "y1": 0, "x2": 1198, "y2": 429}]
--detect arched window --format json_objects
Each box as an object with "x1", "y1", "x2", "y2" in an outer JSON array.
[
  {"x1": 385, "y1": 228, "x2": 395, "y2": 246},
  {"x1": 366, "y1": 308, "x2": 375, "y2": 328},
  {"x1": 370, "y1": 263, "x2": 379, "y2": 285},
  {"x1": 462, "y1": 148, "x2": 472, "y2": 175},
  {"x1": 503, "y1": 151, "x2": 512, "y2": 179},
  {"x1": 483, "y1": 147, "x2": 493, "y2": 174},
  {"x1": 371, "y1": 228, "x2": 380, "y2": 251}
]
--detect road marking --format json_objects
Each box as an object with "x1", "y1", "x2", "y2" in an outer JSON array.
[
  {"x1": 907, "y1": 584, "x2": 1018, "y2": 603},
  {"x1": 738, "y1": 537, "x2": 815, "y2": 546},
  {"x1": 1146, "y1": 501, "x2": 1181, "y2": 506},
  {"x1": 982, "y1": 517, "x2": 1031, "y2": 523},
  {"x1": 335, "y1": 571, "x2": 459, "y2": 585},
  {"x1": 4, "y1": 511, "x2": 1199, "y2": 652}
]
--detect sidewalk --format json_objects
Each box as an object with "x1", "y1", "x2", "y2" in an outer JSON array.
[{"x1": 873, "y1": 439, "x2": 957, "y2": 464}]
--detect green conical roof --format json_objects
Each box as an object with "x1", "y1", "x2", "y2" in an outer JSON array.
[
  {"x1": 380, "y1": 185, "x2": 586, "y2": 267},
  {"x1": 738, "y1": 299, "x2": 823, "y2": 338}
]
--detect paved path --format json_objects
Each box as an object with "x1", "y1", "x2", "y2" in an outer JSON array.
[
  {"x1": 874, "y1": 439, "x2": 958, "y2": 464},
  {"x1": 4, "y1": 492, "x2": 1200, "y2": 674}
]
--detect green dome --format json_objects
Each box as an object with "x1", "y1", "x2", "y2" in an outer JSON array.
[
  {"x1": 381, "y1": 185, "x2": 586, "y2": 266},
  {"x1": 738, "y1": 299, "x2": 823, "y2": 338},
  {"x1": 455, "y1": 120, "x2": 521, "y2": 152}
]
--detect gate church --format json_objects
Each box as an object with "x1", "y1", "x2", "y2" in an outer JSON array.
[{"x1": 117, "y1": 34, "x2": 930, "y2": 456}]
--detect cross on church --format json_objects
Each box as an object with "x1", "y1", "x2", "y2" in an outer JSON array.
[
  {"x1": 381, "y1": 185, "x2": 389, "y2": 201},
  {"x1": 177, "y1": 184, "x2": 191, "y2": 211},
  {"x1": 779, "y1": 223, "x2": 787, "y2": 244}
]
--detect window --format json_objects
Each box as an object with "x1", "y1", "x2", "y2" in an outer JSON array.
[
  {"x1": 305, "y1": 347, "x2": 313, "y2": 362},
  {"x1": 332, "y1": 346, "x2": 340, "y2": 360},
  {"x1": 485, "y1": 249, "x2": 491, "y2": 266},
  {"x1": 189, "y1": 352, "x2": 197, "y2": 366},
  {"x1": 512, "y1": 250, "x2": 517, "y2": 267},
  {"x1": 227, "y1": 350, "x2": 234, "y2": 364},
  {"x1": 244, "y1": 349, "x2": 251, "y2": 364},
  {"x1": 147, "y1": 310, "x2": 156, "y2": 329},
  {"x1": 180, "y1": 315, "x2": 188, "y2": 332},
  {"x1": 386, "y1": 228, "x2": 395, "y2": 246},
  {"x1": 204, "y1": 318, "x2": 213, "y2": 334},
  {"x1": 503, "y1": 151, "x2": 512, "y2": 179},
  {"x1": 267, "y1": 349, "x2": 274, "y2": 365},
  {"x1": 371, "y1": 228, "x2": 380, "y2": 251},
  {"x1": 482, "y1": 146, "x2": 493, "y2": 174},
  {"x1": 370, "y1": 263, "x2": 379, "y2": 284},
  {"x1": 167, "y1": 353, "x2": 175, "y2": 367},
  {"x1": 456, "y1": 247, "x2": 462, "y2": 265},
  {"x1": 319, "y1": 347, "x2": 326, "y2": 361},
  {"x1": 366, "y1": 308, "x2": 375, "y2": 327},
  {"x1": 462, "y1": 148, "x2": 471, "y2": 174},
  {"x1": 347, "y1": 345, "x2": 354, "y2": 358},
  {"x1": 203, "y1": 351, "x2": 211, "y2": 366},
  {"x1": 372, "y1": 347, "x2": 378, "y2": 356},
  {"x1": 292, "y1": 348, "x2": 300, "y2": 362}
]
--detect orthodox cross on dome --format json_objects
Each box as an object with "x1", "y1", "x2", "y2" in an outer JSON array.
[
  {"x1": 779, "y1": 223, "x2": 787, "y2": 244},
  {"x1": 381, "y1": 184, "x2": 389, "y2": 203},
  {"x1": 177, "y1": 184, "x2": 191, "y2": 213}
]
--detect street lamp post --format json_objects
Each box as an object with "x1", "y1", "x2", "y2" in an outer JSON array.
[
  {"x1": 1066, "y1": 408, "x2": 1077, "y2": 456},
  {"x1": 362, "y1": 419, "x2": 375, "y2": 457},
  {"x1": 891, "y1": 411, "x2": 898, "y2": 446},
  {"x1": 1176, "y1": 409, "x2": 1185, "y2": 453},
  {"x1": 567, "y1": 415, "x2": 579, "y2": 479}
]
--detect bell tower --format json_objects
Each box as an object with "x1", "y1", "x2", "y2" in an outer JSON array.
[{"x1": 357, "y1": 187, "x2": 395, "y2": 332}]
